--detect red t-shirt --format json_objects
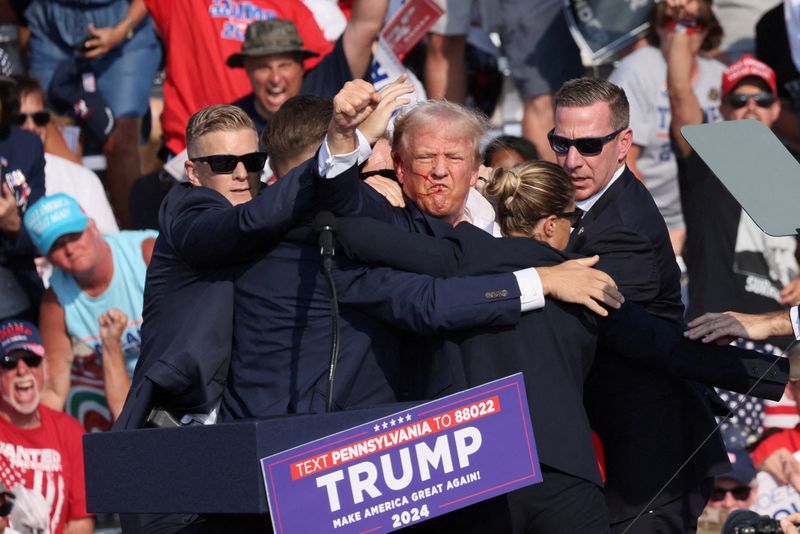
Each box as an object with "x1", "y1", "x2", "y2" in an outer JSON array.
[
  {"x1": 146, "y1": 0, "x2": 333, "y2": 154},
  {"x1": 751, "y1": 425, "x2": 800, "y2": 466},
  {"x1": 0, "y1": 407, "x2": 90, "y2": 534}
]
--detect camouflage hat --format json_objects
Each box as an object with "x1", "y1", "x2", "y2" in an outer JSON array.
[{"x1": 226, "y1": 19, "x2": 319, "y2": 68}]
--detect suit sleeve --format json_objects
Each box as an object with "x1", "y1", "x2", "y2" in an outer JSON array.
[
  {"x1": 579, "y1": 226, "x2": 662, "y2": 304},
  {"x1": 169, "y1": 158, "x2": 318, "y2": 268},
  {"x1": 335, "y1": 265, "x2": 522, "y2": 335},
  {"x1": 336, "y1": 217, "x2": 566, "y2": 277},
  {"x1": 599, "y1": 302, "x2": 789, "y2": 400}
]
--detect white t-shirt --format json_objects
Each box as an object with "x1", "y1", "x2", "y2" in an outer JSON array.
[
  {"x1": 43, "y1": 153, "x2": 119, "y2": 235},
  {"x1": 609, "y1": 46, "x2": 726, "y2": 228}
]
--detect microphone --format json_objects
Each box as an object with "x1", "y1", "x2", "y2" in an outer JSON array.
[
  {"x1": 314, "y1": 211, "x2": 340, "y2": 412},
  {"x1": 314, "y1": 211, "x2": 336, "y2": 272}
]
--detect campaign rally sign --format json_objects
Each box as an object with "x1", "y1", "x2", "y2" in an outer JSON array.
[
  {"x1": 261, "y1": 374, "x2": 541, "y2": 533},
  {"x1": 752, "y1": 451, "x2": 800, "y2": 520},
  {"x1": 381, "y1": 0, "x2": 443, "y2": 61}
]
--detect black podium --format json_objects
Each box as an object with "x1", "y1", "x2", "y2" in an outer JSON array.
[{"x1": 85, "y1": 404, "x2": 417, "y2": 518}]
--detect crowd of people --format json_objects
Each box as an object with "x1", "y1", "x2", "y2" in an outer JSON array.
[{"x1": 0, "y1": 0, "x2": 800, "y2": 532}]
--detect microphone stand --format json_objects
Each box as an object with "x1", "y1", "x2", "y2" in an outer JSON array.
[{"x1": 314, "y1": 212, "x2": 340, "y2": 413}]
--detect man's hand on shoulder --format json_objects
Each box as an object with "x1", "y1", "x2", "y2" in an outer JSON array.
[{"x1": 538, "y1": 255, "x2": 624, "y2": 317}]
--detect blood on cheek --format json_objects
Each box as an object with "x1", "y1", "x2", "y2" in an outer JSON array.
[{"x1": 410, "y1": 171, "x2": 446, "y2": 197}]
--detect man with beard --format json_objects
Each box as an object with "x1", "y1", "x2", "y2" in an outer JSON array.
[{"x1": 0, "y1": 319, "x2": 91, "y2": 534}]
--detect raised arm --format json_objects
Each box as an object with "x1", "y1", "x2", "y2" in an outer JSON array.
[
  {"x1": 665, "y1": 0, "x2": 705, "y2": 158},
  {"x1": 39, "y1": 289, "x2": 73, "y2": 411},
  {"x1": 342, "y1": 0, "x2": 390, "y2": 79}
]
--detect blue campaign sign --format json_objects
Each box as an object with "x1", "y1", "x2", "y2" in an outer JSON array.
[{"x1": 261, "y1": 373, "x2": 541, "y2": 533}]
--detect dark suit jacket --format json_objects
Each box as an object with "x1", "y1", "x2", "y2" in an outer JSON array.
[
  {"x1": 570, "y1": 167, "x2": 727, "y2": 522},
  {"x1": 333, "y1": 214, "x2": 789, "y2": 488},
  {"x1": 114, "y1": 159, "x2": 319, "y2": 430}
]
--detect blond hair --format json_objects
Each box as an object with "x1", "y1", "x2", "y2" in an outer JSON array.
[
  {"x1": 484, "y1": 161, "x2": 574, "y2": 237},
  {"x1": 186, "y1": 104, "x2": 256, "y2": 157}
]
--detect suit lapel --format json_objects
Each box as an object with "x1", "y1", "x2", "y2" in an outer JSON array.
[{"x1": 568, "y1": 168, "x2": 631, "y2": 252}]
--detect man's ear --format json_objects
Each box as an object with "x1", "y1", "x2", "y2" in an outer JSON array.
[
  {"x1": 185, "y1": 160, "x2": 202, "y2": 187},
  {"x1": 617, "y1": 127, "x2": 633, "y2": 164},
  {"x1": 393, "y1": 153, "x2": 405, "y2": 185}
]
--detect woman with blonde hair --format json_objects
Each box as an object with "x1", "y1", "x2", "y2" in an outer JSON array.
[{"x1": 483, "y1": 160, "x2": 582, "y2": 251}]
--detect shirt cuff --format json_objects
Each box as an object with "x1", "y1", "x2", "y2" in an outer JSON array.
[
  {"x1": 513, "y1": 267, "x2": 545, "y2": 312},
  {"x1": 317, "y1": 129, "x2": 372, "y2": 178},
  {"x1": 791, "y1": 305, "x2": 800, "y2": 340}
]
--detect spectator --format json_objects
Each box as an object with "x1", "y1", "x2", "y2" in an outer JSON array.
[
  {"x1": 12, "y1": 75, "x2": 118, "y2": 235},
  {"x1": 669, "y1": 12, "x2": 800, "y2": 434},
  {"x1": 0, "y1": 79, "x2": 46, "y2": 324},
  {"x1": 23, "y1": 194, "x2": 156, "y2": 430},
  {"x1": 229, "y1": 0, "x2": 389, "y2": 135},
  {"x1": 756, "y1": 2, "x2": 800, "y2": 153},
  {"x1": 0, "y1": 319, "x2": 92, "y2": 534},
  {"x1": 424, "y1": 0, "x2": 470, "y2": 103},
  {"x1": 25, "y1": 0, "x2": 161, "y2": 228},
  {"x1": 707, "y1": 447, "x2": 759, "y2": 513},
  {"x1": 424, "y1": 0, "x2": 583, "y2": 164},
  {"x1": 482, "y1": 134, "x2": 538, "y2": 169},
  {"x1": 750, "y1": 378, "x2": 800, "y2": 493},
  {"x1": 609, "y1": 0, "x2": 724, "y2": 256},
  {"x1": 145, "y1": 0, "x2": 332, "y2": 156}
]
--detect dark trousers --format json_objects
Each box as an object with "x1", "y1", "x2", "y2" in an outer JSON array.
[
  {"x1": 508, "y1": 466, "x2": 610, "y2": 534},
  {"x1": 609, "y1": 478, "x2": 714, "y2": 534}
]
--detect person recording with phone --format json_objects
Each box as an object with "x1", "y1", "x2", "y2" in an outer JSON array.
[{"x1": 0, "y1": 78, "x2": 45, "y2": 324}]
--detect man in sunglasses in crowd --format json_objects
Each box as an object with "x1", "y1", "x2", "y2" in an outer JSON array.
[
  {"x1": 548, "y1": 76, "x2": 726, "y2": 533},
  {"x1": 11, "y1": 75, "x2": 118, "y2": 235},
  {"x1": 0, "y1": 319, "x2": 92, "y2": 534},
  {"x1": 706, "y1": 446, "x2": 759, "y2": 515},
  {"x1": 670, "y1": 48, "x2": 800, "y2": 321}
]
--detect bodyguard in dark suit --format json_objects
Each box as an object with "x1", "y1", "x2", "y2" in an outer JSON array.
[
  {"x1": 551, "y1": 77, "x2": 724, "y2": 533},
  {"x1": 114, "y1": 106, "x2": 321, "y2": 430},
  {"x1": 332, "y1": 212, "x2": 790, "y2": 533}
]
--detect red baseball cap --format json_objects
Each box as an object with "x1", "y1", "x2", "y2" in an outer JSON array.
[{"x1": 721, "y1": 54, "x2": 777, "y2": 97}]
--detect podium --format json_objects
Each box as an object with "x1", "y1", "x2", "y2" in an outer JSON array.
[{"x1": 84, "y1": 404, "x2": 417, "y2": 516}]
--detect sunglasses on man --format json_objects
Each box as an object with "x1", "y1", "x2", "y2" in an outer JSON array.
[
  {"x1": 190, "y1": 152, "x2": 268, "y2": 174},
  {"x1": 0, "y1": 353, "x2": 43, "y2": 371},
  {"x1": 547, "y1": 128, "x2": 625, "y2": 156},
  {"x1": 726, "y1": 92, "x2": 776, "y2": 109},
  {"x1": 14, "y1": 111, "x2": 51, "y2": 127},
  {"x1": 709, "y1": 485, "x2": 751, "y2": 501}
]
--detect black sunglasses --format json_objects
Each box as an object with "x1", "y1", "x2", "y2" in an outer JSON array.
[
  {"x1": 548, "y1": 128, "x2": 625, "y2": 156},
  {"x1": 14, "y1": 111, "x2": 51, "y2": 127},
  {"x1": 0, "y1": 353, "x2": 43, "y2": 371},
  {"x1": 709, "y1": 485, "x2": 751, "y2": 501},
  {"x1": 726, "y1": 92, "x2": 776, "y2": 109},
  {"x1": 557, "y1": 208, "x2": 583, "y2": 228},
  {"x1": 190, "y1": 152, "x2": 267, "y2": 174}
]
